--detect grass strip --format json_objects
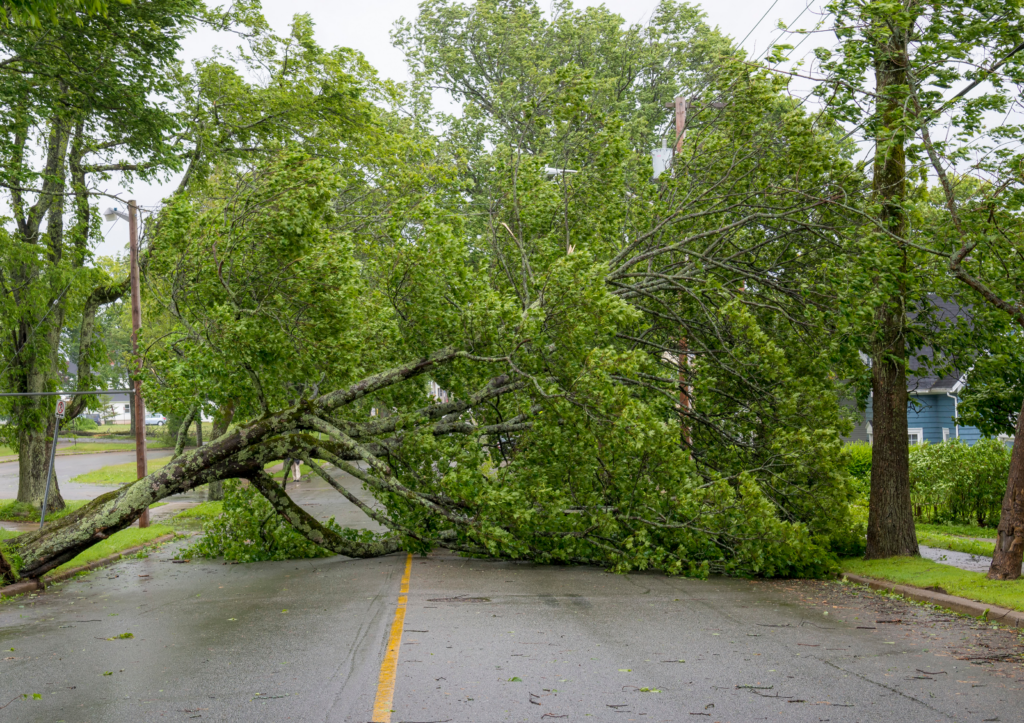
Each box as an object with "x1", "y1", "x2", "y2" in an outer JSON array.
[
  {"x1": 0, "y1": 499, "x2": 89, "y2": 522},
  {"x1": 842, "y1": 556, "x2": 1024, "y2": 612},
  {"x1": 172, "y1": 501, "x2": 223, "y2": 521},
  {"x1": 69, "y1": 456, "x2": 172, "y2": 485},
  {"x1": 918, "y1": 532, "x2": 995, "y2": 557},
  {"x1": 47, "y1": 524, "x2": 175, "y2": 576},
  {"x1": 916, "y1": 522, "x2": 998, "y2": 539}
]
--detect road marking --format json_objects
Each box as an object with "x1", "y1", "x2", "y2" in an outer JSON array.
[{"x1": 371, "y1": 553, "x2": 413, "y2": 723}]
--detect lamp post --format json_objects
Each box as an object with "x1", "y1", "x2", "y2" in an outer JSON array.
[{"x1": 104, "y1": 202, "x2": 149, "y2": 528}]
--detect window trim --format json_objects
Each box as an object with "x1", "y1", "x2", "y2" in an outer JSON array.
[{"x1": 908, "y1": 428, "x2": 924, "y2": 446}]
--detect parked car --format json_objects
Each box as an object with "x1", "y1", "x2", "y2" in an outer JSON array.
[{"x1": 144, "y1": 413, "x2": 167, "y2": 426}]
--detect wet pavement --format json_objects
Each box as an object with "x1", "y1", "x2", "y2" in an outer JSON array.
[
  {"x1": 0, "y1": 450, "x2": 175, "y2": 502},
  {"x1": 2, "y1": 543, "x2": 1023, "y2": 721},
  {"x1": 2, "y1": 467, "x2": 1023, "y2": 721},
  {"x1": 920, "y1": 544, "x2": 998, "y2": 573}
]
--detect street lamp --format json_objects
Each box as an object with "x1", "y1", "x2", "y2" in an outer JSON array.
[
  {"x1": 104, "y1": 200, "x2": 149, "y2": 528},
  {"x1": 103, "y1": 207, "x2": 129, "y2": 222}
]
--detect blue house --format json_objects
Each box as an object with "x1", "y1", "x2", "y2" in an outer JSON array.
[
  {"x1": 849, "y1": 372, "x2": 983, "y2": 447},
  {"x1": 845, "y1": 296, "x2": 999, "y2": 447}
]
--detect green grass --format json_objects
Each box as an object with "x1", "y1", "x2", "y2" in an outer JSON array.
[
  {"x1": 916, "y1": 522, "x2": 998, "y2": 539},
  {"x1": 47, "y1": 524, "x2": 175, "y2": 576},
  {"x1": 172, "y1": 501, "x2": 223, "y2": 521},
  {"x1": 69, "y1": 456, "x2": 172, "y2": 485},
  {"x1": 56, "y1": 443, "x2": 142, "y2": 455},
  {"x1": 918, "y1": 532, "x2": 996, "y2": 557},
  {"x1": 843, "y1": 556, "x2": 1024, "y2": 612},
  {"x1": 0, "y1": 499, "x2": 89, "y2": 522}
]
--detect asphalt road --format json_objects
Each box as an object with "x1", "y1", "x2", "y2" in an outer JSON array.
[
  {"x1": 2, "y1": 538, "x2": 1023, "y2": 723},
  {"x1": 1, "y1": 463, "x2": 1022, "y2": 722},
  {"x1": 0, "y1": 451, "x2": 174, "y2": 501}
]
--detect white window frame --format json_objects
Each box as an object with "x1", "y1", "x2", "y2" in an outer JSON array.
[
  {"x1": 942, "y1": 428, "x2": 950, "y2": 442},
  {"x1": 908, "y1": 428, "x2": 924, "y2": 446}
]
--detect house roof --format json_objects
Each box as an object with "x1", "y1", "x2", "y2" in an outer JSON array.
[{"x1": 907, "y1": 295, "x2": 971, "y2": 394}]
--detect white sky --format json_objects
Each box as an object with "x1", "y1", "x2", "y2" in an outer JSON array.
[{"x1": 96, "y1": 0, "x2": 822, "y2": 257}]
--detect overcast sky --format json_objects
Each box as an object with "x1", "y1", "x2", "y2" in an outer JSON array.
[{"x1": 95, "y1": 0, "x2": 823, "y2": 257}]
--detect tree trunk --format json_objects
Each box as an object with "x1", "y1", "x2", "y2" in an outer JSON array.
[
  {"x1": 864, "y1": 20, "x2": 917, "y2": 559},
  {"x1": 206, "y1": 401, "x2": 234, "y2": 501},
  {"x1": 16, "y1": 415, "x2": 66, "y2": 513},
  {"x1": 172, "y1": 406, "x2": 197, "y2": 461},
  {"x1": 987, "y1": 395, "x2": 1024, "y2": 579},
  {"x1": 866, "y1": 342, "x2": 918, "y2": 557}
]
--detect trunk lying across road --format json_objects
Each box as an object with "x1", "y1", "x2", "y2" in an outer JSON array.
[{"x1": 4, "y1": 349, "x2": 521, "y2": 580}]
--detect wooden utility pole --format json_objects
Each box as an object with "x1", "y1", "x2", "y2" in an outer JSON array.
[
  {"x1": 671, "y1": 96, "x2": 692, "y2": 445},
  {"x1": 129, "y1": 200, "x2": 149, "y2": 528},
  {"x1": 673, "y1": 95, "x2": 687, "y2": 152}
]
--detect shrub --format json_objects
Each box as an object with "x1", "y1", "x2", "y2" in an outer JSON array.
[
  {"x1": 64, "y1": 417, "x2": 98, "y2": 432},
  {"x1": 909, "y1": 438, "x2": 1009, "y2": 527},
  {"x1": 843, "y1": 441, "x2": 872, "y2": 498}
]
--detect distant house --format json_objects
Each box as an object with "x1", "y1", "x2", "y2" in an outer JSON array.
[{"x1": 845, "y1": 296, "x2": 1012, "y2": 447}]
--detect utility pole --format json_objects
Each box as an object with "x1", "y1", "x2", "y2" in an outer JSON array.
[
  {"x1": 669, "y1": 95, "x2": 691, "y2": 445},
  {"x1": 129, "y1": 200, "x2": 149, "y2": 528}
]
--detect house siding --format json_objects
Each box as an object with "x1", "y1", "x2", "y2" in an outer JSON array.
[{"x1": 849, "y1": 392, "x2": 986, "y2": 445}]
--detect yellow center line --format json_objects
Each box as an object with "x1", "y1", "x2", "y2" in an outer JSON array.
[{"x1": 371, "y1": 552, "x2": 413, "y2": 723}]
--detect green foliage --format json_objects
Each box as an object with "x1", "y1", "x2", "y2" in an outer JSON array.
[
  {"x1": 179, "y1": 481, "x2": 361, "y2": 563},
  {"x1": 958, "y1": 341, "x2": 1024, "y2": 438},
  {"x1": 910, "y1": 439, "x2": 1010, "y2": 527},
  {"x1": 843, "y1": 442, "x2": 872, "y2": 493}
]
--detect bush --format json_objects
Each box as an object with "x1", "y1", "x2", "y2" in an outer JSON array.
[
  {"x1": 64, "y1": 417, "x2": 98, "y2": 433},
  {"x1": 910, "y1": 438, "x2": 1009, "y2": 527},
  {"x1": 843, "y1": 441, "x2": 872, "y2": 498}
]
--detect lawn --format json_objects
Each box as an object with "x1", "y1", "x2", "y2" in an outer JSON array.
[
  {"x1": 47, "y1": 524, "x2": 175, "y2": 576},
  {"x1": 0, "y1": 499, "x2": 89, "y2": 522},
  {"x1": 918, "y1": 531, "x2": 995, "y2": 557},
  {"x1": 69, "y1": 456, "x2": 172, "y2": 485},
  {"x1": 173, "y1": 501, "x2": 223, "y2": 521},
  {"x1": 842, "y1": 556, "x2": 1024, "y2": 612},
  {"x1": 916, "y1": 522, "x2": 998, "y2": 539}
]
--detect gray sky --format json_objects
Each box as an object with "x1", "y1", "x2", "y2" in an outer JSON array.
[{"x1": 96, "y1": 0, "x2": 821, "y2": 257}]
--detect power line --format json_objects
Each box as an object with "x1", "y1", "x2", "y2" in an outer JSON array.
[{"x1": 737, "y1": 0, "x2": 782, "y2": 51}]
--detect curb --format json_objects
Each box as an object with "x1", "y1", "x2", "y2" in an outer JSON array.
[
  {"x1": 0, "y1": 532, "x2": 180, "y2": 598},
  {"x1": 843, "y1": 572, "x2": 1024, "y2": 628}
]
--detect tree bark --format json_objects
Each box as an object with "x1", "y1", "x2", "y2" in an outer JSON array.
[
  {"x1": 864, "y1": 19, "x2": 917, "y2": 559},
  {"x1": 866, "y1": 340, "x2": 918, "y2": 557},
  {"x1": 987, "y1": 395, "x2": 1024, "y2": 579},
  {"x1": 206, "y1": 401, "x2": 234, "y2": 501},
  {"x1": 172, "y1": 405, "x2": 198, "y2": 461},
  {"x1": 16, "y1": 415, "x2": 66, "y2": 512}
]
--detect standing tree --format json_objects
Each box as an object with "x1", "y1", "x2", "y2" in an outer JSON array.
[{"x1": 814, "y1": 0, "x2": 1024, "y2": 570}]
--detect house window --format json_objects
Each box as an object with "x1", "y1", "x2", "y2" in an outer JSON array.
[
  {"x1": 942, "y1": 428, "x2": 949, "y2": 442},
  {"x1": 124, "y1": 404, "x2": 130, "y2": 412},
  {"x1": 908, "y1": 428, "x2": 924, "y2": 445}
]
